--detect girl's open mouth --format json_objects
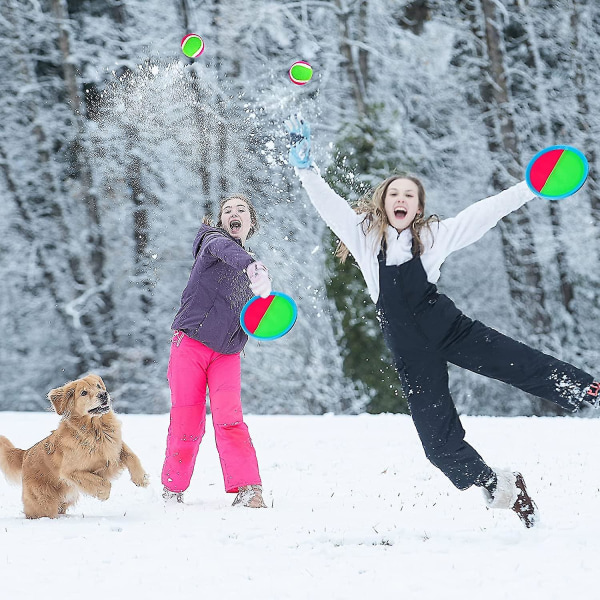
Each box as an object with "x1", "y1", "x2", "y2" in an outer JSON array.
[
  {"x1": 394, "y1": 207, "x2": 407, "y2": 219},
  {"x1": 229, "y1": 218, "x2": 242, "y2": 233}
]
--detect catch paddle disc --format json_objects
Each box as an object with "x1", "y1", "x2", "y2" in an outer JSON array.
[
  {"x1": 240, "y1": 292, "x2": 297, "y2": 341},
  {"x1": 526, "y1": 145, "x2": 588, "y2": 200}
]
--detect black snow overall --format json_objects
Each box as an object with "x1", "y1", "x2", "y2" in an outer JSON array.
[{"x1": 375, "y1": 250, "x2": 594, "y2": 490}]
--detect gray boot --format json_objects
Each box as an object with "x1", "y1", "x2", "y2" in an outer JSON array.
[
  {"x1": 162, "y1": 486, "x2": 184, "y2": 503},
  {"x1": 232, "y1": 485, "x2": 267, "y2": 508}
]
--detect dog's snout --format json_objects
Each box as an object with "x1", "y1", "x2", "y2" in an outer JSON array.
[{"x1": 98, "y1": 391, "x2": 109, "y2": 402}]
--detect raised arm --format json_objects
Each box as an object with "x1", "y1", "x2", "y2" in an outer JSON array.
[
  {"x1": 297, "y1": 169, "x2": 366, "y2": 258},
  {"x1": 433, "y1": 181, "x2": 535, "y2": 258},
  {"x1": 285, "y1": 115, "x2": 368, "y2": 261}
]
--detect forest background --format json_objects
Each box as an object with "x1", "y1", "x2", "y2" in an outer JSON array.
[{"x1": 1, "y1": 0, "x2": 598, "y2": 418}]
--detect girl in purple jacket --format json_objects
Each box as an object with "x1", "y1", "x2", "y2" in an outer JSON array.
[{"x1": 161, "y1": 194, "x2": 271, "y2": 508}]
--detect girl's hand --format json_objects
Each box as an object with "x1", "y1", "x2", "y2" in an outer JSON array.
[
  {"x1": 284, "y1": 114, "x2": 314, "y2": 169},
  {"x1": 247, "y1": 261, "x2": 272, "y2": 298}
]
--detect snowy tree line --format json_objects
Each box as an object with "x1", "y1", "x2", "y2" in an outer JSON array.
[{"x1": 0, "y1": 0, "x2": 598, "y2": 417}]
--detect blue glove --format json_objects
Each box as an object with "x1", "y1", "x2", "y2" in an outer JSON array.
[{"x1": 284, "y1": 114, "x2": 314, "y2": 169}]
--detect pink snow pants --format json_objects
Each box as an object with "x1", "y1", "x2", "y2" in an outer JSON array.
[{"x1": 161, "y1": 331, "x2": 262, "y2": 494}]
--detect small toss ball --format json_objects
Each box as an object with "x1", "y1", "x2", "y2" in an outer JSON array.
[
  {"x1": 289, "y1": 61, "x2": 313, "y2": 85},
  {"x1": 181, "y1": 34, "x2": 205, "y2": 58}
]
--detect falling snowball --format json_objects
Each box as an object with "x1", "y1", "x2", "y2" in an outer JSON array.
[
  {"x1": 288, "y1": 61, "x2": 313, "y2": 85},
  {"x1": 181, "y1": 34, "x2": 205, "y2": 58}
]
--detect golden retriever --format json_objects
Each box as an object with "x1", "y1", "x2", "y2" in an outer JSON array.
[{"x1": 0, "y1": 374, "x2": 149, "y2": 519}]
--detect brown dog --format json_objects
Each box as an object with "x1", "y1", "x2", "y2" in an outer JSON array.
[{"x1": 0, "y1": 374, "x2": 149, "y2": 519}]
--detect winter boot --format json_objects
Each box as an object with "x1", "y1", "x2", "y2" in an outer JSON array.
[
  {"x1": 482, "y1": 469, "x2": 538, "y2": 528},
  {"x1": 162, "y1": 485, "x2": 184, "y2": 503},
  {"x1": 584, "y1": 381, "x2": 600, "y2": 408},
  {"x1": 232, "y1": 484, "x2": 267, "y2": 508}
]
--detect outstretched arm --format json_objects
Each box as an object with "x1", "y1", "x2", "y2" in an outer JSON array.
[
  {"x1": 196, "y1": 229, "x2": 271, "y2": 297},
  {"x1": 285, "y1": 116, "x2": 368, "y2": 261},
  {"x1": 195, "y1": 228, "x2": 255, "y2": 270},
  {"x1": 434, "y1": 181, "x2": 535, "y2": 258}
]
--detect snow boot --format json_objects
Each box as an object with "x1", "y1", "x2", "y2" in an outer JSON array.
[
  {"x1": 162, "y1": 485, "x2": 184, "y2": 503},
  {"x1": 232, "y1": 484, "x2": 267, "y2": 508},
  {"x1": 584, "y1": 381, "x2": 600, "y2": 408},
  {"x1": 483, "y1": 469, "x2": 538, "y2": 528}
]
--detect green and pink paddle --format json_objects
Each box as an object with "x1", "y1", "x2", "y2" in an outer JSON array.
[
  {"x1": 240, "y1": 292, "x2": 298, "y2": 341},
  {"x1": 526, "y1": 145, "x2": 588, "y2": 200}
]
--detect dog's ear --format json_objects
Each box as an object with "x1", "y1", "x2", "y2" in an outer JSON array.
[{"x1": 48, "y1": 385, "x2": 74, "y2": 415}]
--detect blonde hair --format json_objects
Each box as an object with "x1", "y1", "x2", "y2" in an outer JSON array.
[
  {"x1": 336, "y1": 174, "x2": 439, "y2": 263},
  {"x1": 202, "y1": 194, "x2": 259, "y2": 239}
]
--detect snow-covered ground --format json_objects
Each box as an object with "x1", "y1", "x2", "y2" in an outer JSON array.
[{"x1": 1, "y1": 411, "x2": 599, "y2": 599}]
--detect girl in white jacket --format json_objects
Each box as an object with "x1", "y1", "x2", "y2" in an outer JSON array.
[{"x1": 286, "y1": 116, "x2": 600, "y2": 527}]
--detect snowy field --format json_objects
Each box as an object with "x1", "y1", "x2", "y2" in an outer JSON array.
[{"x1": 1, "y1": 411, "x2": 599, "y2": 600}]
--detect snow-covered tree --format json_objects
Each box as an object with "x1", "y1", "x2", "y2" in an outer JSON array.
[{"x1": 1, "y1": 0, "x2": 598, "y2": 417}]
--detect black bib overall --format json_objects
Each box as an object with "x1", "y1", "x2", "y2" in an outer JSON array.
[{"x1": 376, "y1": 251, "x2": 593, "y2": 490}]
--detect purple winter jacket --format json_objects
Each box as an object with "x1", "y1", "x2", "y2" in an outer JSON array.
[{"x1": 171, "y1": 224, "x2": 256, "y2": 354}]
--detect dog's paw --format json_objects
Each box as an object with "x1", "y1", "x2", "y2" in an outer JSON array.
[
  {"x1": 96, "y1": 481, "x2": 111, "y2": 501},
  {"x1": 132, "y1": 473, "x2": 150, "y2": 488}
]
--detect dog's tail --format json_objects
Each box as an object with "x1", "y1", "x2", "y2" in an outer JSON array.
[{"x1": 0, "y1": 436, "x2": 24, "y2": 484}]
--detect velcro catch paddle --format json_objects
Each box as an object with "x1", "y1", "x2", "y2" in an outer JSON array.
[
  {"x1": 240, "y1": 292, "x2": 298, "y2": 340},
  {"x1": 526, "y1": 145, "x2": 588, "y2": 200}
]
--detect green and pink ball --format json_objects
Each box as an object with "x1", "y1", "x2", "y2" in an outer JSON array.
[
  {"x1": 181, "y1": 34, "x2": 205, "y2": 58},
  {"x1": 289, "y1": 61, "x2": 313, "y2": 85}
]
